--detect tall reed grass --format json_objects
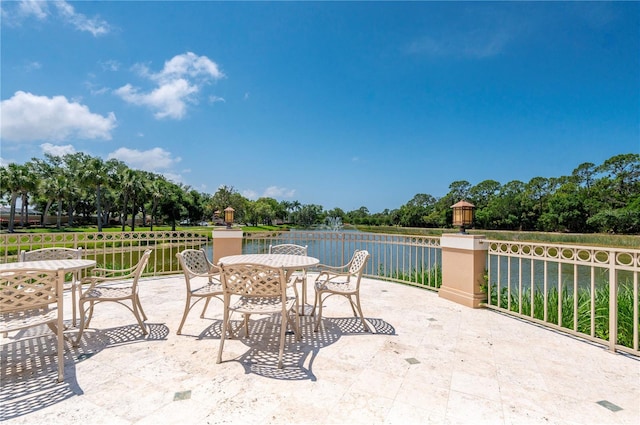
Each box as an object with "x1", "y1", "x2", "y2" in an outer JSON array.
[
  {"x1": 484, "y1": 279, "x2": 637, "y2": 348},
  {"x1": 380, "y1": 264, "x2": 442, "y2": 289}
]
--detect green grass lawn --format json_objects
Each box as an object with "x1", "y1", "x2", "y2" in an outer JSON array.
[{"x1": 2, "y1": 224, "x2": 636, "y2": 249}]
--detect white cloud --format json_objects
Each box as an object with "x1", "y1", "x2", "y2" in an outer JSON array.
[
  {"x1": 242, "y1": 189, "x2": 258, "y2": 200},
  {"x1": 115, "y1": 79, "x2": 198, "y2": 120},
  {"x1": 18, "y1": 0, "x2": 48, "y2": 20},
  {"x1": 24, "y1": 61, "x2": 42, "y2": 72},
  {"x1": 100, "y1": 59, "x2": 121, "y2": 72},
  {"x1": 406, "y1": 30, "x2": 511, "y2": 59},
  {"x1": 263, "y1": 186, "x2": 296, "y2": 199},
  {"x1": 40, "y1": 143, "x2": 76, "y2": 157},
  {"x1": 0, "y1": 91, "x2": 116, "y2": 142},
  {"x1": 115, "y1": 52, "x2": 225, "y2": 120},
  {"x1": 108, "y1": 147, "x2": 181, "y2": 173},
  {"x1": 53, "y1": 1, "x2": 110, "y2": 36},
  {"x1": 153, "y1": 52, "x2": 224, "y2": 83},
  {"x1": 243, "y1": 186, "x2": 296, "y2": 200},
  {"x1": 162, "y1": 172, "x2": 184, "y2": 184},
  {"x1": 5, "y1": 1, "x2": 110, "y2": 36}
]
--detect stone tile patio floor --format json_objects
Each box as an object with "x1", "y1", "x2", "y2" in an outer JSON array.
[{"x1": 1, "y1": 274, "x2": 638, "y2": 425}]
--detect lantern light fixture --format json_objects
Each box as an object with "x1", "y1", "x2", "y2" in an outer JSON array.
[
  {"x1": 224, "y1": 207, "x2": 235, "y2": 229},
  {"x1": 451, "y1": 200, "x2": 475, "y2": 234}
]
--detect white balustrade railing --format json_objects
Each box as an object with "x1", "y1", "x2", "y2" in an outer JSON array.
[
  {"x1": 485, "y1": 240, "x2": 639, "y2": 356},
  {"x1": 243, "y1": 230, "x2": 442, "y2": 289},
  {"x1": 0, "y1": 231, "x2": 209, "y2": 276},
  {"x1": 2, "y1": 230, "x2": 637, "y2": 356}
]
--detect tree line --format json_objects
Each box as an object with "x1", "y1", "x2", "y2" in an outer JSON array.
[{"x1": 1, "y1": 152, "x2": 638, "y2": 234}]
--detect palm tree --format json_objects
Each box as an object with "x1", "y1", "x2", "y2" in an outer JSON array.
[
  {"x1": 81, "y1": 157, "x2": 110, "y2": 232},
  {"x1": 1, "y1": 163, "x2": 30, "y2": 232},
  {"x1": 61, "y1": 153, "x2": 91, "y2": 227},
  {"x1": 119, "y1": 168, "x2": 145, "y2": 231},
  {"x1": 147, "y1": 174, "x2": 167, "y2": 230},
  {"x1": 19, "y1": 161, "x2": 40, "y2": 227},
  {"x1": 39, "y1": 171, "x2": 66, "y2": 229}
]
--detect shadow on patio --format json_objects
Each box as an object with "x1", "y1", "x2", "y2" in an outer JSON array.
[{"x1": 1, "y1": 274, "x2": 638, "y2": 425}]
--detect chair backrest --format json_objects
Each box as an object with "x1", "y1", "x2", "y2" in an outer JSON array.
[
  {"x1": 20, "y1": 247, "x2": 83, "y2": 262},
  {"x1": 0, "y1": 269, "x2": 63, "y2": 315},
  {"x1": 127, "y1": 250, "x2": 152, "y2": 292},
  {"x1": 348, "y1": 250, "x2": 370, "y2": 277},
  {"x1": 219, "y1": 263, "x2": 287, "y2": 299},
  {"x1": 177, "y1": 249, "x2": 212, "y2": 275},
  {"x1": 133, "y1": 250, "x2": 152, "y2": 280},
  {"x1": 268, "y1": 244, "x2": 308, "y2": 256}
]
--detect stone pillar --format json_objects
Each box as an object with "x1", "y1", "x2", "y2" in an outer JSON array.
[
  {"x1": 212, "y1": 228, "x2": 243, "y2": 264},
  {"x1": 439, "y1": 233, "x2": 488, "y2": 308}
]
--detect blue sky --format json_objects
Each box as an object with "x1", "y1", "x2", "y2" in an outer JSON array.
[{"x1": 1, "y1": 1, "x2": 638, "y2": 213}]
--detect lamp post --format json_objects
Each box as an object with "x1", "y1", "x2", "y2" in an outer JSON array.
[
  {"x1": 224, "y1": 207, "x2": 235, "y2": 229},
  {"x1": 451, "y1": 200, "x2": 475, "y2": 234}
]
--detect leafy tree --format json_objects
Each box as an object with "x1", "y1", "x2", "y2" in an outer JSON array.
[
  {"x1": 596, "y1": 153, "x2": 640, "y2": 209},
  {"x1": 469, "y1": 180, "x2": 501, "y2": 228},
  {"x1": 487, "y1": 180, "x2": 526, "y2": 230},
  {"x1": 298, "y1": 204, "x2": 323, "y2": 227}
]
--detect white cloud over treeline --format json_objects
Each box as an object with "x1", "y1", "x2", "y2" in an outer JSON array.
[{"x1": 108, "y1": 147, "x2": 182, "y2": 174}]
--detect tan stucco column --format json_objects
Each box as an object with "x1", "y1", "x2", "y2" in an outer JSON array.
[
  {"x1": 439, "y1": 233, "x2": 488, "y2": 308},
  {"x1": 212, "y1": 228, "x2": 243, "y2": 264}
]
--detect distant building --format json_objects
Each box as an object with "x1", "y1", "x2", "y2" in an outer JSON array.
[{"x1": 0, "y1": 205, "x2": 42, "y2": 225}]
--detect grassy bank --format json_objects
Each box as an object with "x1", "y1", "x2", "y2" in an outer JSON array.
[
  {"x1": 3, "y1": 224, "x2": 637, "y2": 249},
  {"x1": 356, "y1": 225, "x2": 639, "y2": 249}
]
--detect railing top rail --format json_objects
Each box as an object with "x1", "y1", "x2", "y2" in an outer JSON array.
[{"x1": 484, "y1": 239, "x2": 640, "y2": 255}]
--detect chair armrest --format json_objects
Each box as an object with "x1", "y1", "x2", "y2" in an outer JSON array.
[
  {"x1": 315, "y1": 269, "x2": 352, "y2": 284},
  {"x1": 315, "y1": 263, "x2": 348, "y2": 272},
  {"x1": 92, "y1": 263, "x2": 139, "y2": 278},
  {"x1": 189, "y1": 270, "x2": 221, "y2": 282}
]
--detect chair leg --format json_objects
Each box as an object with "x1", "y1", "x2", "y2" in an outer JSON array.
[
  {"x1": 176, "y1": 295, "x2": 193, "y2": 335},
  {"x1": 278, "y1": 311, "x2": 287, "y2": 369},
  {"x1": 216, "y1": 304, "x2": 230, "y2": 364},
  {"x1": 353, "y1": 293, "x2": 370, "y2": 332},
  {"x1": 200, "y1": 297, "x2": 211, "y2": 318},
  {"x1": 85, "y1": 301, "x2": 95, "y2": 328},
  {"x1": 74, "y1": 300, "x2": 88, "y2": 347},
  {"x1": 56, "y1": 313, "x2": 65, "y2": 383},
  {"x1": 300, "y1": 276, "x2": 307, "y2": 313},
  {"x1": 347, "y1": 295, "x2": 358, "y2": 317},
  {"x1": 70, "y1": 284, "x2": 78, "y2": 328},
  {"x1": 314, "y1": 292, "x2": 324, "y2": 332},
  {"x1": 131, "y1": 298, "x2": 147, "y2": 335},
  {"x1": 136, "y1": 294, "x2": 148, "y2": 321},
  {"x1": 310, "y1": 287, "x2": 319, "y2": 317},
  {"x1": 243, "y1": 313, "x2": 250, "y2": 337},
  {"x1": 293, "y1": 309, "x2": 301, "y2": 340}
]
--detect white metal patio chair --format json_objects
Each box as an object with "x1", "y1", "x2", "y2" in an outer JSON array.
[
  {"x1": 217, "y1": 262, "x2": 300, "y2": 369},
  {"x1": 0, "y1": 268, "x2": 66, "y2": 382},
  {"x1": 175, "y1": 248, "x2": 223, "y2": 335},
  {"x1": 312, "y1": 249, "x2": 371, "y2": 332},
  {"x1": 75, "y1": 249, "x2": 152, "y2": 345},
  {"x1": 20, "y1": 247, "x2": 83, "y2": 327},
  {"x1": 268, "y1": 243, "x2": 309, "y2": 310}
]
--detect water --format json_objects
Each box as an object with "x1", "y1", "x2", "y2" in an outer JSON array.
[{"x1": 207, "y1": 228, "x2": 442, "y2": 277}]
